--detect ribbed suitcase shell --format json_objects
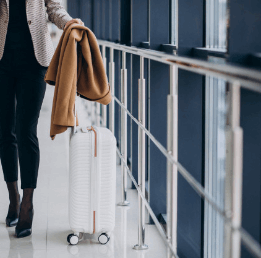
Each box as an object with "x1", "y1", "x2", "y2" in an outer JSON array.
[{"x1": 68, "y1": 125, "x2": 116, "y2": 235}]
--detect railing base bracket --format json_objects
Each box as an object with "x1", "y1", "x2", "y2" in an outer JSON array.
[
  {"x1": 133, "y1": 244, "x2": 148, "y2": 250},
  {"x1": 117, "y1": 201, "x2": 130, "y2": 206}
]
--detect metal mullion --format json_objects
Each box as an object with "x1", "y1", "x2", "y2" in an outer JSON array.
[
  {"x1": 204, "y1": 76, "x2": 210, "y2": 258},
  {"x1": 214, "y1": 0, "x2": 219, "y2": 48},
  {"x1": 218, "y1": 0, "x2": 224, "y2": 49},
  {"x1": 212, "y1": 77, "x2": 218, "y2": 257},
  {"x1": 211, "y1": 77, "x2": 215, "y2": 258},
  {"x1": 206, "y1": 0, "x2": 210, "y2": 48},
  {"x1": 216, "y1": 78, "x2": 220, "y2": 256},
  {"x1": 208, "y1": 76, "x2": 213, "y2": 258},
  {"x1": 175, "y1": 0, "x2": 178, "y2": 48},
  {"x1": 210, "y1": 0, "x2": 214, "y2": 48}
]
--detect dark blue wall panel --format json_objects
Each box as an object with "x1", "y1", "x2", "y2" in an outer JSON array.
[
  {"x1": 240, "y1": 88, "x2": 261, "y2": 257},
  {"x1": 120, "y1": 0, "x2": 131, "y2": 45},
  {"x1": 111, "y1": 0, "x2": 120, "y2": 42},
  {"x1": 67, "y1": 0, "x2": 79, "y2": 18},
  {"x1": 149, "y1": 61, "x2": 169, "y2": 219},
  {"x1": 131, "y1": 55, "x2": 140, "y2": 185},
  {"x1": 150, "y1": 0, "x2": 169, "y2": 50},
  {"x1": 131, "y1": 0, "x2": 148, "y2": 46},
  {"x1": 228, "y1": 0, "x2": 261, "y2": 65},
  {"x1": 92, "y1": 0, "x2": 101, "y2": 38},
  {"x1": 79, "y1": 0, "x2": 92, "y2": 30},
  {"x1": 178, "y1": 0, "x2": 204, "y2": 55},
  {"x1": 177, "y1": 70, "x2": 204, "y2": 258}
]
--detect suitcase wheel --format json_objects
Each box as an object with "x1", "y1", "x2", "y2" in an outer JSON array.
[
  {"x1": 98, "y1": 233, "x2": 110, "y2": 245},
  {"x1": 67, "y1": 233, "x2": 79, "y2": 245}
]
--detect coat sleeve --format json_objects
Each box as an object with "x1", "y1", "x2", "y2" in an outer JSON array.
[{"x1": 45, "y1": 0, "x2": 73, "y2": 30}]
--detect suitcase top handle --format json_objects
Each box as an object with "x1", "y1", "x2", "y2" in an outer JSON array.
[{"x1": 87, "y1": 126, "x2": 97, "y2": 157}]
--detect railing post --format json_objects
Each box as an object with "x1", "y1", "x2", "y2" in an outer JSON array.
[
  {"x1": 109, "y1": 47, "x2": 115, "y2": 134},
  {"x1": 224, "y1": 81, "x2": 243, "y2": 258},
  {"x1": 117, "y1": 51, "x2": 130, "y2": 206},
  {"x1": 167, "y1": 65, "x2": 178, "y2": 257},
  {"x1": 102, "y1": 45, "x2": 107, "y2": 127},
  {"x1": 133, "y1": 56, "x2": 148, "y2": 250}
]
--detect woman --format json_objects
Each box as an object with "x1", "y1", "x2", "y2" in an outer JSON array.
[{"x1": 0, "y1": 0, "x2": 83, "y2": 238}]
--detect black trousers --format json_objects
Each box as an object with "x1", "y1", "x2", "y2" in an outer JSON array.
[{"x1": 0, "y1": 46, "x2": 47, "y2": 189}]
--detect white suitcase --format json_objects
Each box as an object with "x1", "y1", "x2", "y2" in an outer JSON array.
[{"x1": 67, "y1": 124, "x2": 117, "y2": 245}]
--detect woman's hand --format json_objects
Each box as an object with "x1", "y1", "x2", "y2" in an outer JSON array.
[{"x1": 64, "y1": 18, "x2": 84, "y2": 30}]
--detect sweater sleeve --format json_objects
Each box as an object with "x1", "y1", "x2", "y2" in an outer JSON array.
[{"x1": 45, "y1": 0, "x2": 73, "y2": 30}]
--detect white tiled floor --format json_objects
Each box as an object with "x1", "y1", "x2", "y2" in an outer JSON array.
[{"x1": 0, "y1": 85, "x2": 166, "y2": 258}]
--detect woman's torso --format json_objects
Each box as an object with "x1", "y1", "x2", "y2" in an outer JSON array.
[
  {"x1": 0, "y1": 0, "x2": 56, "y2": 67},
  {"x1": 5, "y1": 0, "x2": 34, "y2": 50}
]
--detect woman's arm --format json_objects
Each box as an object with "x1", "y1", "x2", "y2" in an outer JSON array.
[{"x1": 45, "y1": 0, "x2": 75, "y2": 30}]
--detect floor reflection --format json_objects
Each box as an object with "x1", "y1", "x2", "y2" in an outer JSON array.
[
  {"x1": 65, "y1": 232, "x2": 115, "y2": 257},
  {"x1": 118, "y1": 206, "x2": 130, "y2": 258},
  {"x1": 6, "y1": 227, "x2": 34, "y2": 258}
]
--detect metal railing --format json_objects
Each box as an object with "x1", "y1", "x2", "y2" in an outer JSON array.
[{"x1": 88, "y1": 39, "x2": 261, "y2": 258}]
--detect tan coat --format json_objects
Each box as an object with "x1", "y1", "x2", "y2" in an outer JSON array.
[{"x1": 44, "y1": 23, "x2": 112, "y2": 140}]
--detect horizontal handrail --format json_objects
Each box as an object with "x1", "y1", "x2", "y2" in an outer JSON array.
[{"x1": 98, "y1": 40, "x2": 261, "y2": 93}]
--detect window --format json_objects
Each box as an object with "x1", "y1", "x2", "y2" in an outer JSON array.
[
  {"x1": 204, "y1": 77, "x2": 226, "y2": 258},
  {"x1": 170, "y1": 0, "x2": 178, "y2": 45},
  {"x1": 206, "y1": 0, "x2": 227, "y2": 50}
]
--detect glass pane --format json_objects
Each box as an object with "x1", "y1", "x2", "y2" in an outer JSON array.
[
  {"x1": 206, "y1": 0, "x2": 227, "y2": 50},
  {"x1": 204, "y1": 76, "x2": 226, "y2": 258},
  {"x1": 171, "y1": 0, "x2": 177, "y2": 45}
]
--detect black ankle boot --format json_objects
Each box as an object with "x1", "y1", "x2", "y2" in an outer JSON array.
[
  {"x1": 5, "y1": 181, "x2": 21, "y2": 227},
  {"x1": 15, "y1": 188, "x2": 35, "y2": 238}
]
